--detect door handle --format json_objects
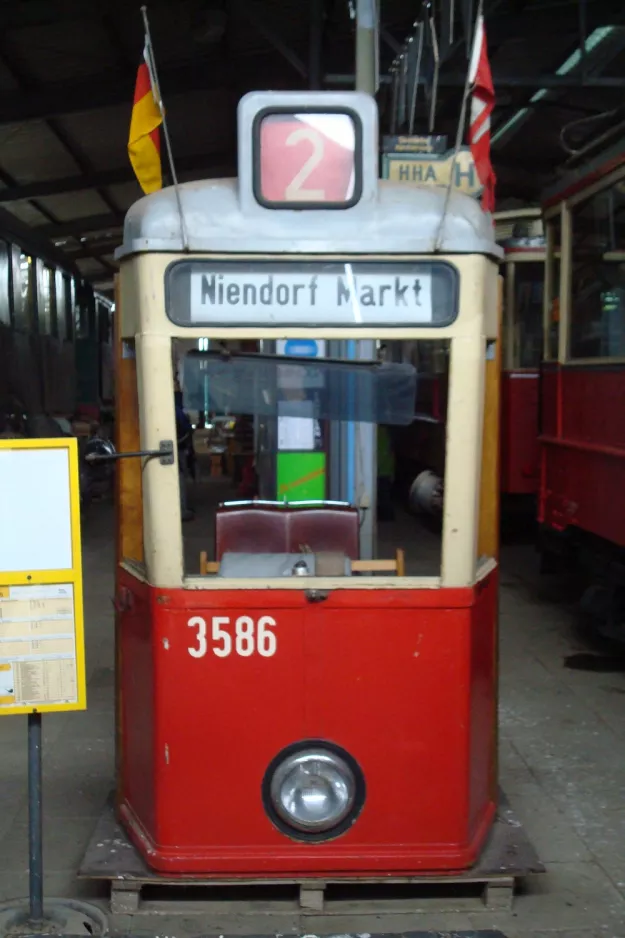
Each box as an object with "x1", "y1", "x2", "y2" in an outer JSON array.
[
  {"x1": 305, "y1": 589, "x2": 330, "y2": 603},
  {"x1": 113, "y1": 587, "x2": 133, "y2": 613}
]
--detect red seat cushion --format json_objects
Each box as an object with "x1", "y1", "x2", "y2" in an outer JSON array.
[
  {"x1": 288, "y1": 507, "x2": 359, "y2": 559},
  {"x1": 215, "y1": 504, "x2": 360, "y2": 561},
  {"x1": 215, "y1": 507, "x2": 288, "y2": 560}
]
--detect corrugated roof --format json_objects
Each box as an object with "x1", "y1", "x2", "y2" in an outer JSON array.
[{"x1": 0, "y1": 0, "x2": 621, "y2": 292}]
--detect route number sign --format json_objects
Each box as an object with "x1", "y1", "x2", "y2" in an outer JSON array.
[{"x1": 255, "y1": 111, "x2": 361, "y2": 209}]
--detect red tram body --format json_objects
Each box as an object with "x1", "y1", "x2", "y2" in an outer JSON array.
[
  {"x1": 539, "y1": 140, "x2": 625, "y2": 631},
  {"x1": 118, "y1": 569, "x2": 498, "y2": 874},
  {"x1": 500, "y1": 368, "x2": 539, "y2": 496},
  {"x1": 539, "y1": 364, "x2": 625, "y2": 546}
]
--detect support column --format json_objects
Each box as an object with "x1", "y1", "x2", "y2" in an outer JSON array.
[
  {"x1": 352, "y1": 0, "x2": 379, "y2": 558},
  {"x1": 354, "y1": 340, "x2": 376, "y2": 559}
]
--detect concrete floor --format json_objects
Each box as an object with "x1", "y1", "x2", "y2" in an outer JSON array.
[{"x1": 1, "y1": 498, "x2": 625, "y2": 938}]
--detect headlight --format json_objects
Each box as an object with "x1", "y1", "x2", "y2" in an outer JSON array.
[{"x1": 263, "y1": 741, "x2": 365, "y2": 841}]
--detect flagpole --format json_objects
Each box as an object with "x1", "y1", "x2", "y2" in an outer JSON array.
[
  {"x1": 434, "y1": 0, "x2": 484, "y2": 252},
  {"x1": 140, "y1": 5, "x2": 189, "y2": 251}
]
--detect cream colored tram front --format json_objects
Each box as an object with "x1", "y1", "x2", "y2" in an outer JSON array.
[{"x1": 113, "y1": 91, "x2": 502, "y2": 877}]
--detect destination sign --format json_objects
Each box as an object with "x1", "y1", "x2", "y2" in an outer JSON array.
[{"x1": 166, "y1": 261, "x2": 458, "y2": 327}]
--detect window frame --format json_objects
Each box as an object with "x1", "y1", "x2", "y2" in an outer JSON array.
[{"x1": 563, "y1": 164, "x2": 625, "y2": 364}]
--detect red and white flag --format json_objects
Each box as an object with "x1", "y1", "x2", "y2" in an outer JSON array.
[{"x1": 468, "y1": 14, "x2": 496, "y2": 213}]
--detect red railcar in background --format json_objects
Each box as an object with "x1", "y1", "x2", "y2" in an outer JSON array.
[
  {"x1": 396, "y1": 210, "x2": 544, "y2": 516},
  {"x1": 540, "y1": 141, "x2": 625, "y2": 639}
]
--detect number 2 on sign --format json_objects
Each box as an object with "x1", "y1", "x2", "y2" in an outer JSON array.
[
  {"x1": 187, "y1": 615, "x2": 277, "y2": 659},
  {"x1": 285, "y1": 128, "x2": 325, "y2": 201}
]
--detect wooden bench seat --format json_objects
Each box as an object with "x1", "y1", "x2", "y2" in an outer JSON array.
[{"x1": 200, "y1": 548, "x2": 406, "y2": 577}]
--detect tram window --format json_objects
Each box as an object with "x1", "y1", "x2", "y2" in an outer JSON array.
[
  {"x1": 55, "y1": 271, "x2": 68, "y2": 341},
  {"x1": 11, "y1": 248, "x2": 35, "y2": 332},
  {"x1": 407, "y1": 341, "x2": 449, "y2": 423},
  {"x1": 97, "y1": 300, "x2": 112, "y2": 343},
  {"x1": 254, "y1": 110, "x2": 361, "y2": 209},
  {"x1": 175, "y1": 338, "x2": 447, "y2": 580},
  {"x1": 67, "y1": 277, "x2": 75, "y2": 341},
  {"x1": 74, "y1": 283, "x2": 92, "y2": 338},
  {"x1": 545, "y1": 216, "x2": 560, "y2": 360},
  {"x1": 0, "y1": 240, "x2": 10, "y2": 326},
  {"x1": 570, "y1": 182, "x2": 625, "y2": 359},
  {"x1": 513, "y1": 263, "x2": 543, "y2": 368},
  {"x1": 38, "y1": 265, "x2": 57, "y2": 336}
]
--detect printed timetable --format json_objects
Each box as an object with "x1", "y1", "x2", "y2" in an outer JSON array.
[{"x1": 0, "y1": 584, "x2": 79, "y2": 708}]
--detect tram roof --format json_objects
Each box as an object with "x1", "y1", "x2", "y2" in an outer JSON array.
[{"x1": 117, "y1": 177, "x2": 501, "y2": 261}]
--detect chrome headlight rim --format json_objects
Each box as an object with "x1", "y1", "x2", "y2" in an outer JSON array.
[{"x1": 262, "y1": 739, "x2": 366, "y2": 843}]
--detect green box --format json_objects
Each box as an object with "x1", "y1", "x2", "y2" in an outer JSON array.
[{"x1": 277, "y1": 452, "x2": 326, "y2": 502}]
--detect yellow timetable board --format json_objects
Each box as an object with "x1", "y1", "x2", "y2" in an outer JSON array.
[{"x1": 0, "y1": 439, "x2": 86, "y2": 714}]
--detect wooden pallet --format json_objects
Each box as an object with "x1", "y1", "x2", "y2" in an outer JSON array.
[{"x1": 79, "y1": 793, "x2": 543, "y2": 915}]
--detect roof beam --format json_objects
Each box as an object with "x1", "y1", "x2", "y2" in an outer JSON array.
[
  {"x1": 0, "y1": 55, "x2": 301, "y2": 126},
  {"x1": 63, "y1": 244, "x2": 120, "y2": 261},
  {"x1": 0, "y1": 0, "x2": 182, "y2": 30},
  {"x1": 327, "y1": 71, "x2": 625, "y2": 89},
  {"x1": 2, "y1": 48, "x2": 619, "y2": 131},
  {"x1": 236, "y1": 0, "x2": 308, "y2": 78},
  {"x1": 0, "y1": 205, "x2": 82, "y2": 275},
  {"x1": 380, "y1": 0, "x2": 625, "y2": 63},
  {"x1": 492, "y1": 24, "x2": 625, "y2": 148},
  {"x1": 36, "y1": 214, "x2": 125, "y2": 238},
  {"x1": 0, "y1": 36, "x2": 125, "y2": 223},
  {"x1": 0, "y1": 152, "x2": 234, "y2": 203}
]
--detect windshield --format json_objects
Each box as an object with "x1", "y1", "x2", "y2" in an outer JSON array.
[{"x1": 174, "y1": 337, "x2": 449, "y2": 580}]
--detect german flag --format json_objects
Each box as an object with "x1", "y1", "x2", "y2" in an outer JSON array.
[{"x1": 128, "y1": 46, "x2": 162, "y2": 194}]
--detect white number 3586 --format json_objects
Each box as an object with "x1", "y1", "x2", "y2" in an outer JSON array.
[{"x1": 187, "y1": 615, "x2": 277, "y2": 659}]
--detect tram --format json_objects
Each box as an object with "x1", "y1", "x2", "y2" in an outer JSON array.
[
  {"x1": 113, "y1": 91, "x2": 501, "y2": 876},
  {"x1": 540, "y1": 140, "x2": 625, "y2": 639},
  {"x1": 495, "y1": 209, "x2": 544, "y2": 498}
]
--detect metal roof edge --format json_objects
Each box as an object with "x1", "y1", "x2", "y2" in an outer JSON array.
[{"x1": 115, "y1": 178, "x2": 502, "y2": 262}]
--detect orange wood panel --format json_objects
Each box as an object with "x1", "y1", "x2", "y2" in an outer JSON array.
[
  {"x1": 114, "y1": 280, "x2": 143, "y2": 566},
  {"x1": 114, "y1": 273, "x2": 143, "y2": 810},
  {"x1": 478, "y1": 277, "x2": 502, "y2": 561}
]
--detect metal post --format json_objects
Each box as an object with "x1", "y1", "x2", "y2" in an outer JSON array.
[
  {"x1": 354, "y1": 340, "x2": 377, "y2": 559},
  {"x1": 28, "y1": 712, "x2": 43, "y2": 924},
  {"x1": 327, "y1": 341, "x2": 343, "y2": 502},
  {"x1": 309, "y1": 0, "x2": 323, "y2": 90},
  {"x1": 352, "y1": 0, "x2": 378, "y2": 558},
  {"x1": 355, "y1": 0, "x2": 377, "y2": 95}
]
